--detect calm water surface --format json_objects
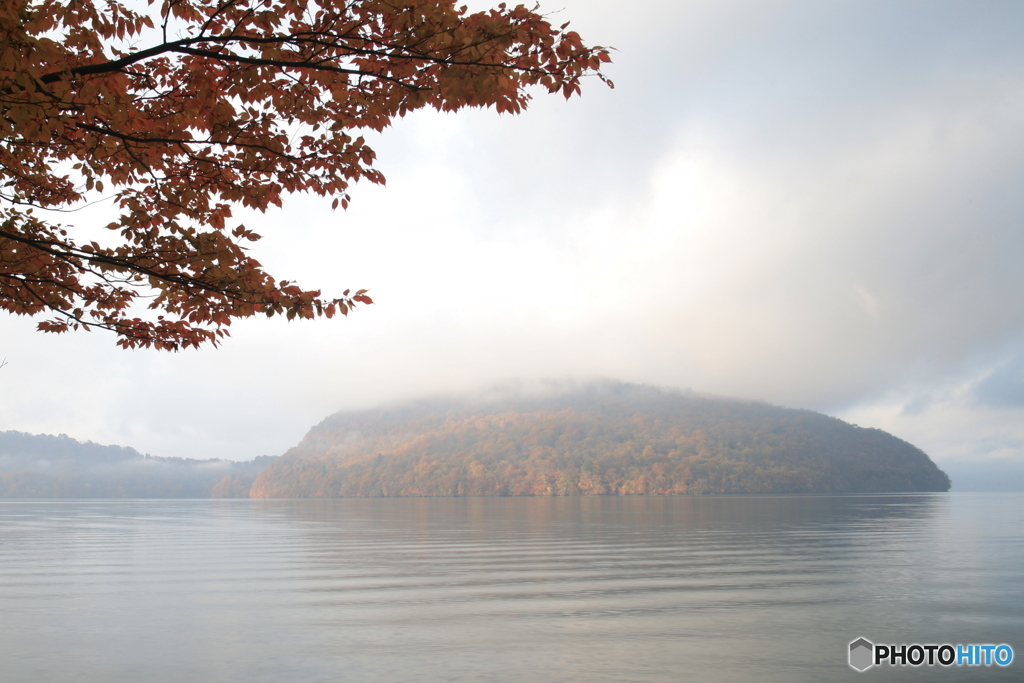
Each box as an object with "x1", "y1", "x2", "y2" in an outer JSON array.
[{"x1": 1, "y1": 494, "x2": 1021, "y2": 682}]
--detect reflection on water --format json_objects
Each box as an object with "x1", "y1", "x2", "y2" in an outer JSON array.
[{"x1": 1, "y1": 494, "x2": 1021, "y2": 682}]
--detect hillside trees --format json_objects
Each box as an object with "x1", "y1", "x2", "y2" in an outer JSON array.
[
  {"x1": 0, "y1": 430, "x2": 275, "y2": 497},
  {"x1": 0, "y1": 0, "x2": 610, "y2": 349},
  {"x1": 250, "y1": 387, "x2": 953, "y2": 497}
]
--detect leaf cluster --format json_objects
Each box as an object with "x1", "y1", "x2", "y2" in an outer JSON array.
[{"x1": 0, "y1": 0, "x2": 610, "y2": 348}]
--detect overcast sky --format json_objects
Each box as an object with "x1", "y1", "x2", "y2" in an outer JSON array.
[{"x1": 2, "y1": 0, "x2": 1023, "y2": 473}]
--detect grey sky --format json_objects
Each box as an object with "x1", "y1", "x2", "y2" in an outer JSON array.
[{"x1": 2, "y1": 0, "x2": 1023, "y2": 469}]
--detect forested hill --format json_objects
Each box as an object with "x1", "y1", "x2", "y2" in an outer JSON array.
[
  {"x1": 250, "y1": 383, "x2": 951, "y2": 497},
  {"x1": 0, "y1": 431, "x2": 274, "y2": 498}
]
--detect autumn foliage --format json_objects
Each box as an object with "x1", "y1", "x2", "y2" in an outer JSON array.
[
  {"x1": 0, "y1": 0, "x2": 610, "y2": 349},
  {"x1": 250, "y1": 384, "x2": 952, "y2": 497}
]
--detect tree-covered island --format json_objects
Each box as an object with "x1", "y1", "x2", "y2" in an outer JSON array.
[{"x1": 251, "y1": 383, "x2": 951, "y2": 497}]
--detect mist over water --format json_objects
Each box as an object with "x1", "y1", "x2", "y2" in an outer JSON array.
[{"x1": 1, "y1": 494, "x2": 1021, "y2": 682}]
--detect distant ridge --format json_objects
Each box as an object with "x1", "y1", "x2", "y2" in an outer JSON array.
[
  {"x1": 0, "y1": 430, "x2": 274, "y2": 498},
  {"x1": 251, "y1": 382, "x2": 951, "y2": 497}
]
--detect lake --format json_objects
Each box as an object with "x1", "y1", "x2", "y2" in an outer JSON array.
[{"x1": 1, "y1": 494, "x2": 1021, "y2": 682}]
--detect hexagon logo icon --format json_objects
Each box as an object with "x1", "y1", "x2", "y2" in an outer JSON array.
[{"x1": 849, "y1": 638, "x2": 874, "y2": 672}]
